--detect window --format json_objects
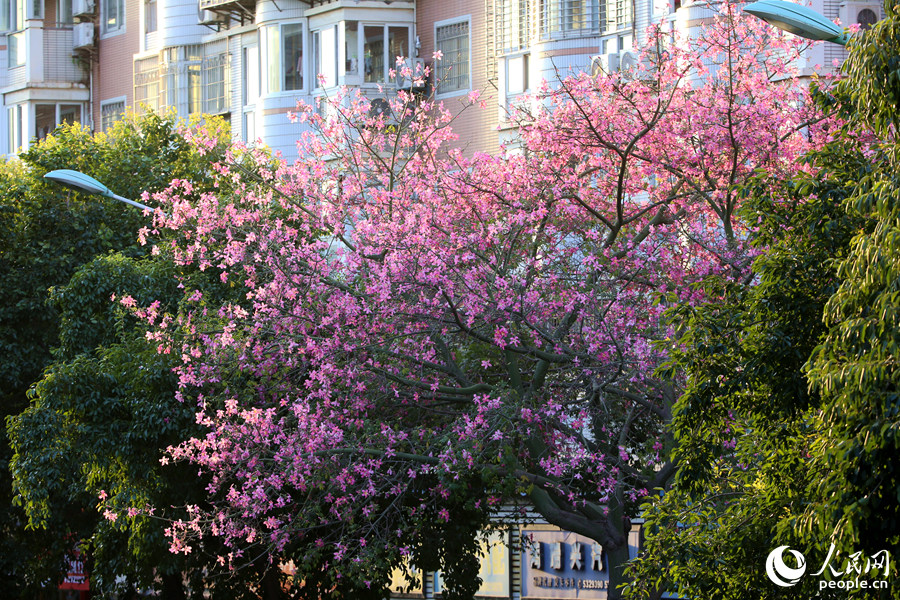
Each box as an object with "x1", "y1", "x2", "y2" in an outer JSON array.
[
  {"x1": 101, "y1": 98, "x2": 126, "y2": 132},
  {"x1": 102, "y1": 0, "x2": 125, "y2": 34},
  {"x1": 435, "y1": 19, "x2": 470, "y2": 95},
  {"x1": 361, "y1": 24, "x2": 409, "y2": 83},
  {"x1": 8, "y1": 105, "x2": 23, "y2": 153},
  {"x1": 541, "y1": 0, "x2": 601, "y2": 36},
  {"x1": 345, "y1": 21, "x2": 359, "y2": 75},
  {"x1": 313, "y1": 25, "x2": 337, "y2": 88},
  {"x1": 243, "y1": 44, "x2": 259, "y2": 142},
  {"x1": 59, "y1": 0, "x2": 73, "y2": 24},
  {"x1": 9, "y1": 31, "x2": 25, "y2": 66},
  {"x1": 600, "y1": 0, "x2": 631, "y2": 33},
  {"x1": 283, "y1": 24, "x2": 303, "y2": 90},
  {"x1": 497, "y1": 0, "x2": 530, "y2": 54},
  {"x1": 186, "y1": 46, "x2": 203, "y2": 115},
  {"x1": 0, "y1": 0, "x2": 36, "y2": 32},
  {"x1": 507, "y1": 54, "x2": 528, "y2": 94},
  {"x1": 266, "y1": 23, "x2": 305, "y2": 93},
  {"x1": 134, "y1": 55, "x2": 160, "y2": 111},
  {"x1": 203, "y1": 44, "x2": 229, "y2": 113},
  {"x1": 35, "y1": 104, "x2": 82, "y2": 140},
  {"x1": 144, "y1": 0, "x2": 156, "y2": 33}
]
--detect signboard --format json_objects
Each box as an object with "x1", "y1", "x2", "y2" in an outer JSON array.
[{"x1": 521, "y1": 529, "x2": 609, "y2": 599}]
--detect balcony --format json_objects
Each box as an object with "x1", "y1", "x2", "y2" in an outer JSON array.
[
  {"x1": 6, "y1": 26, "x2": 87, "y2": 90},
  {"x1": 197, "y1": 0, "x2": 257, "y2": 21}
]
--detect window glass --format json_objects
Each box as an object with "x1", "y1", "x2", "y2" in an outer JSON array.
[
  {"x1": 266, "y1": 25, "x2": 281, "y2": 93},
  {"x1": 36, "y1": 105, "x2": 55, "y2": 141},
  {"x1": 284, "y1": 23, "x2": 303, "y2": 90},
  {"x1": 507, "y1": 54, "x2": 528, "y2": 94},
  {"x1": 59, "y1": 104, "x2": 81, "y2": 125},
  {"x1": 435, "y1": 20, "x2": 470, "y2": 94},
  {"x1": 315, "y1": 25, "x2": 337, "y2": 87},
  {"x1": 59, "y1": 0, "x2": 73, "y2": 24},
  {"x1": 388, "y1": 26, "x2": 408, "y2": 67},
  {"x1": 9, "y1": 31, "x2": 25, "y2": 65},
  {"x1": 145, "y1": 0, "x2": 156, "y2": 32},
  {"x1": 345, "y1": 21, "x2": 359, "y2": 75},
  {"x1": 364, "y1": 25, "x2": 384, "y2": 83},
  {"x1": 103, "y1": 0, "x2": 125, "y2": 33},
  {"x1": 245, "y1": 45, "x2": 259, "y2": 104}
]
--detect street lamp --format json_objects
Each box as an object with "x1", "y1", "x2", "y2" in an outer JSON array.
[
  {"x1": 744, "y1": 0, "x2": 848, "y2": 45},
  {"x1": 44, "y1": 169, "x2": 154, "y2": 212}
]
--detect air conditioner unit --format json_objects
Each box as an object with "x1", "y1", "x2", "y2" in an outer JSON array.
[
  {"x1": 73, "y1": 0, "x2": 94, "y2": 18},
  {"x1": 198, "y1": 8, "x2": 226, "y2": 25},
  {"x1": 73, "y1": 22, "x2": 94, "y2": 50},
  {"x1": 619, "y1": 50, "x2": 641, "y2": 71},
  {"x1": 839, "y1": 1, "x2": 882, "y2": 30},
  {"x1": 590, "y1": 53, "x2": 620, "y2": 75},
  {"x1": 393, "y1": 58, "x2": 426, "y2": 91}
]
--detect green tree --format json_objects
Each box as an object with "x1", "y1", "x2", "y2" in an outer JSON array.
[
  {"x1": 8, "y1": 252, "x2": 288, "y2": 597},
  {"x1": 626, "y1": 10, "x2": 900, "y2": 599},
  {"x1": 1, "y1": 111, "x2": 230, "y2": 597}
]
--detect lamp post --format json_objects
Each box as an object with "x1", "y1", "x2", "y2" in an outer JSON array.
[
  {"x1": 44, "y1": 169, "x2": 154, "y2": 212},
  {"x1": 744, "y1": 0, "x2": 848, "y2": 45}
]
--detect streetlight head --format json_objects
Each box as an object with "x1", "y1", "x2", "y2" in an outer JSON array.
[
  {"x1": 44, "y1": 169, "x2": 114, "y2": 198},
  {"x1": 744, "y1": 0, "x2": 848, "y2": 45}
]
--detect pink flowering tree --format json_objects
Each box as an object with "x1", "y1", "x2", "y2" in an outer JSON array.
[{"x1": 124, "y1": 5, "x2": 832, "y2": 598}]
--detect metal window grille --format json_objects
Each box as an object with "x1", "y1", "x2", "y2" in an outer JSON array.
[
  {"x1": 496, "y1": 0, "x2": 530, "y2": 54},
  {"x1": 601, "y1": 0, "x2": 632, "y2": 33},
  {"x1": 101, "y1": 101, "x2": 125, "y2": 131},
  {"x1": 203, "y1": 41, "x2": 230, "y2": 114},
  {"x1": 134, "y1": 55, "x2": 160, "y2": 112},
  {"x1": 436, "y1": 20, "x2": 469, "y2": 94},
  {"x1": 540, "y1": 0, "x2": 601, "y2": 37}
]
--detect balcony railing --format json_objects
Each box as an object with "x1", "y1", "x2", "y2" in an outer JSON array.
[
  {"x1": 7, "y1": 26, "x2": 86, "y2": 88},
  {"x1": 45, "y1": 27, "x2": 86, "y2": 84}
]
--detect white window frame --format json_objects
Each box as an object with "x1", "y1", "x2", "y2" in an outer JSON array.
[
  {"x1": 243, "y1": 44, "x2": 259, "y2": 144},
  {"x1": 312, "y1": 24, "x2": 338, "y2": 89},
  {"x1": 59, "y1": 0, "x2": 73, "y2": 24},
  {"x1": 101, "y1": 0, "x2": 125, "y2": 36},
  {"x1": 352, "y1": 23, "x2": 411, "y2": 85},
  {"x1": 34, "y1": 102, "x2": 83, "y2": 141},
  {"x1": 434, "y1": 16, "x2": 471, "y2": 98},
  {"x1": 265, "y1": 21, "x2": 306, "y2": 95}
]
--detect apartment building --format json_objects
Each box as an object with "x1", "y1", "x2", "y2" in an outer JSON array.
[{"x1": 0, "y1": 0, "x2": 883, "y2": 160}]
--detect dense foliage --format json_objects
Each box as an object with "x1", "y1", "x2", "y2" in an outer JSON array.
[
  {"x1": 2, "y1": 112, "x2": 240, "y2": 597},
  {"x1": 626, "y1": 8, "x2": 900, "y2": 599}
]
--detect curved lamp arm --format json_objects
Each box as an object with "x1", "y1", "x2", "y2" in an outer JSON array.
[{"x1": 44, "y1": 169, "x2": 154, "y2": 212}]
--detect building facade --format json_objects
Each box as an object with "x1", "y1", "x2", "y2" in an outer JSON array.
[{"x1": 0, "y1": 0, "x2": 883, "y2": 158}]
